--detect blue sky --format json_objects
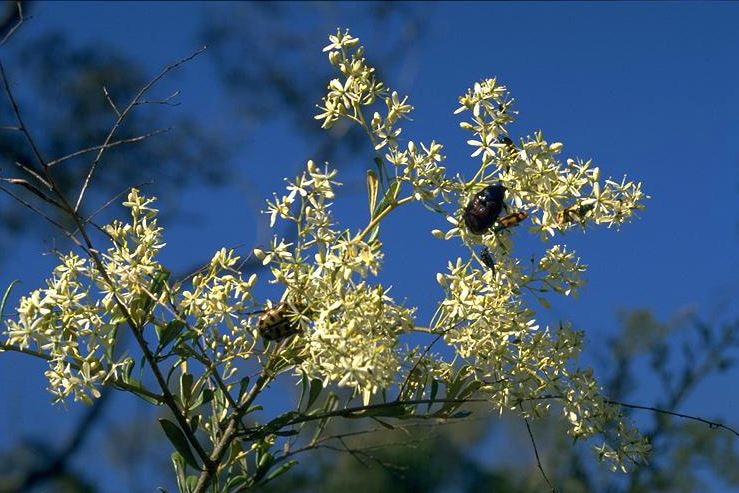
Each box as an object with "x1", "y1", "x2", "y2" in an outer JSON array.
[{"x1": 1, "y1": 2, "x2": 738, "y2": 491}]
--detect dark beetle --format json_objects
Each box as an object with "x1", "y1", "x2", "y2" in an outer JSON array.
[
  {"x1": 258, "y1": 303, "x2": 301, "y2": 341},
  {"x1": 463, "y1": 184, "x2": 505, "y2": 235},
  {"x1": 498, "y1": 136, "x2": 514, "y2": 147},
  {"x1": 480, "y1": 246, "x2": 496, "y2": 273}
]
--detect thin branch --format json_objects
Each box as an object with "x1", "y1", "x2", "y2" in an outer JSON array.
[
  {"x1": 192, "y1": 352, "x2": 278, "y2": 493},
  {"x1": 0, "y1": 177, "x2": 65, "y2": 209},
  {"x1": 65, "y1": 181, "x2": 153, "y2": 242},
  {"x1": 102, "y1": 86, "x2": 121, "y2": 117},
  {"x1": 15, "y1": 160, "x2": 53, "y2": 190},
  {"x1": 396, "y1": 322, "x2": 460, "y2": 400},
  {"x1": 528, "y1": 393, "x2": 739, "y2": 438},
  {"x1": 0, "y1": 184, "x2": 73, "y2": 237},
  {"x1": 0, "y1": 1, "x2": 25, "y2": 47},
  {"x1": 47, "y1": 128, "x2": 170, "y2": 168},
  {"x1": 136, "y1": 89, "x2": 182, "y2": 106},
  {"x1": 0, "y1": 61, "x2": 48, "y2": 168},
  {"x1": 606, "y1": 399, "x2": 739, "y2": 438},
  {"x1": 522, "y1": 412, "x2": 557, "y2": 493},
  {"x1": 74, "y1": 46, "x2": 206, "y2": 212}
]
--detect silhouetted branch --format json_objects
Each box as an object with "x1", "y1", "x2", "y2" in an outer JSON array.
[
  {"x1": 0, "y1": 1, "x2": 26, "y2": 47},
  {"x1": 74, "y1": 46, "x2": 206, "y2": 212},
  {"x1": 47, "y1": 128, "x2": 171, "y2": 167}
]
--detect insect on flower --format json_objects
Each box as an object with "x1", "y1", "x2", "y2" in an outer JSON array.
[
  {"x1": 498, "y1": 136, "x2": 514, "y2": 147},
  {"x1": 258, "y1": 302, "x2": 302, "y2": 342},
  {"x1": 556, "y1": 203, "x2": 595, "y2": 225},
  {"x1": 463, "y1": 184, "x2": 506, "y2": 235},
  {"x1": 493, "y1": 211, "x2": 528, "y2": 233},
  {"x1": 480, "y1": 246, "x2": 496, "y2": 273}
]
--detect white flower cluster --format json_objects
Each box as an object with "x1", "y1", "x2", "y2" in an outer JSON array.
[
  {"x1": 1, "y1": 28, "x2": 652, "y2": 475},
  {"x1": 314, "y1": 30, "x2": 649, "y2": 471},
  {"x1": 4, "y1": 190, "x2": 170, "y2": 403},
  {"x1": 258, "y1": 160, "x2": 413, "y2": 403}
]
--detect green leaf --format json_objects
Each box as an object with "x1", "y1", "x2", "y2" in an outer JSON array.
[
  {"x1": 428, "y1": 379, "x2": 439, "y2": 411},
  {"x1": 373, "y1": 156, "x2": 388, "y2": 187},
  {"x1": 159, "y1": 418, "x2": 201, "y2": 471},
  {"x1": 141, "y1": 268, "x2": 170, "y2": 317},
  {"x1": 115, "y1": 378, "x2": 162, "y2": 405},
  {"x1": 179, "y1": 372, "x2": 194, "y2": 406},
  {"x1": 237, "y1": 376, "x2": 251, "y2": 401},
  {"x1": 458, "y1": 380, "x2": 483, "y2": 400},
  {"x1": 263, "y1": 411, "x2": 300, "y2": 434},
  {"x1": 273, "y1": 429, "x2": 299, "y2": 437},
  {"x1": 225, "y1": 475, "x2": 251, "y2": 491},
  {"x1": 171, "y1": 452, "x2": 187, "y2": 493},
  {"x1": 155, "y1": 319, "x2": 186, "y2": 355},
  {"x1": 305, "y1": 378, "x2": 323, "y2": 412},
  {"x1": 189, "y1": 387, "x2": 213, "y2": 411},
  {"x1": 367, "y1": 170, "x2": 379, "y2": 215},
  {"x1": 0, "y1": 280, "x2": 18, "y2": 322},
  {"x1": 189, "y1": 415, "x2": 200, "y2": 434},
  {"x1": 185, "y1": 475, "x2": 198, "y2": 492},
  {"x1": 535, "y1": 295, "x2": 551, "y2": 309},
  {"x1": 368, "y1": 179, "x2": 400, "y2": 242},
  {"x1": 253, "y1": 451, "x2": 275, "y2": 483},
  {"x1": 352, "y1": 403, "x2": 408, "y2": 419},
  {"x1": 311, "y1": 393, "x2": 338, "y2": 444},
  {"x1": 265, "y1": 460, "x2": 299, "y2": 482}
]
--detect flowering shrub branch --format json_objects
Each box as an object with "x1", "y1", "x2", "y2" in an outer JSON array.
[{"x1": 9, "y1": 26, "x2": 730, "y2": 493}]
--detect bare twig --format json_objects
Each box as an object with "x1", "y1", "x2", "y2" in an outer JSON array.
[
  {"x1": 0, "y1": 177, "x2": 64, "y2": 209},
  {"x1": 74, "y1": 46, "x2": 206, "y2": 212},
  {"x1": 606, "y1": 399, "x2": 739, "y2": 438},
  {"x1": 522, "y1": 410, "x2": 557, "y2": 493},
  {"x1": 396, "y1": 322, "x2": 460, "y2": 400},
  {"x1": 0, "y1": 184, "x2": 74, "y2": 239},
  {"x1": 0, "y1": 1, "x2": 26, "y2": 47},
  {"x1": 0, "y1": 61, "x2": 48, "y2": 169},
  {"x1": 15, "y1": 160, "x2": 53, "y2": 190},
  {"x1": 527, "y1": 393, "x2": 739, "y2": 438},
  {"x1": 47, "y1": 128, "x2": 171, "y2": 168},
  {"x1": 102, "y1": 86, "x2": 121, "y2": 117},
  {"x1": 85, "y1": 181, "x2": 154, "y2": 222},
  {"x1": 136, "y1": 89, "x2": 182, "y2": 106}
]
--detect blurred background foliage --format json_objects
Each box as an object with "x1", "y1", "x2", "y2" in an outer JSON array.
[{"x1": 0, "y1": 2, "x2": 737, "y2": 492}]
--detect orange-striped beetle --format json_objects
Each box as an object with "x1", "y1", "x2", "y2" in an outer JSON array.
[
  {"x1": 556, "y1": 203, "x2": 594, "y2": 225},
  {"x1": 493, "y1": 211, "x2": 528, "y2": 232},
  {"x1": 257, "y1": 303, "x2": 302, "y2": 341}
]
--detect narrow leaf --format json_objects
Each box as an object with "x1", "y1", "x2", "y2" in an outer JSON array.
[
  {"x1": 0, "y1": 280, "x2": 18, "y2": 321},
  {"x1": 180, "y1": 372, "x2": 194, "y2": 406},
  {"x1": 238, "y1": 376, "x2": 251, "y2": 401},
  {"x1": 155, "y1": 319, "x2": 186, "y2": 354},
  {"x1": 367, "y1": 170, "x2": 379, "y2": 215},
  {"x1": 368, "y1": 179, "x2": 400, "y2": 242},
  {"x1": 427, "y1": 379, "x2": 439, "y2": 411},
  {"x1": 265, "y1": 460, "x2": 299, "y2": 482},
  {"x1": 305, "y1": 378, "x2": 323, "y2": 411},
  {"x1": 159, "y1": 418, "x2": 201, "y2": 471}
]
